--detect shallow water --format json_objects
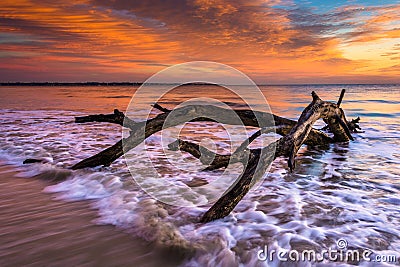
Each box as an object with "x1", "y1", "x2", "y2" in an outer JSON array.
[{"x1": 0, "y1": 84, "x2": 399, "y2": 266}]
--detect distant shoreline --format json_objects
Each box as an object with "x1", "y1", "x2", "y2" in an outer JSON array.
[
  {"x1": 0, "y1": 82, "x2": 142, "y2": 86},
  {"x1": 0, "y1": 82, "x2": 399, "y2": 86}
]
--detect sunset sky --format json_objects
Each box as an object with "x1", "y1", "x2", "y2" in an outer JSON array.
[{"x1": 0, "y1": 0, "x2": 399, "y2": 84}]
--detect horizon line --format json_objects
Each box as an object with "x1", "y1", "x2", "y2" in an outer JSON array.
[{"x1": 1, "y1": 82, "x2": 399, "y2": 86}]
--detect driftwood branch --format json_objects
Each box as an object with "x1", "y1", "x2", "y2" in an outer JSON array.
[
  {"x1": 347, "y1": 117, "x2": 362, "y2": 133},
  {"x1": 337, "y1": 89, "x2": 346, "y2": 107},
  {"x1": 200, "y1": 91, "x2": 354, "y2": 222},
  {"x1": 168, "y1": 126, "x2": 281, "y2": 171},
  {"x1": 152, "y1": 103, "x2": 171, "y2": 112},
  {"x1": 75, "y1": 109, "x2": 136, "y2": 129},
  {"x1": 71, "y1": 104, "x2": 332, "y2": 169},
  {"x1": 320, "y1": 89, "x2": 361, "y2": 133},
  {"x1": 67, "y1": 90, "x2": 359, "y2": 223}
]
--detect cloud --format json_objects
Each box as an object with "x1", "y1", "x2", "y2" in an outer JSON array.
[
  {"x1": 332, "y1": 4, "x2": 400, "y2": 43},
  {"x1": 87, "y1": 0, "x2": 351, "y2": 64},
  {"x1": 0, "y1": 0, "x2": 399, "y2": 82}
]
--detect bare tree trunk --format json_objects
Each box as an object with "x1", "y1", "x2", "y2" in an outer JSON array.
[
  {"x1": 67, "y1": 90, "x2": 360, "y2": 223},
  {"x1": 200, "y1": 91, "x2": 354, "y2": 222},
  {"x1": 72, "y1": 104, "x2": 332, "y2": 169}
]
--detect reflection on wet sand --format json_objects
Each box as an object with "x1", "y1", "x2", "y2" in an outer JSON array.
[{"x1": 0, "y1": 163, "x2": 184, "y2": 267}]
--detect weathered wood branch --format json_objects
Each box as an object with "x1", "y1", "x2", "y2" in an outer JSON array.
[
  {"x1": 168, "y1": 139, "x2": 228, "y2": 167},
  {"x1": 337, "y1": 89, "x2": 346, "y2": 107},
  {"x1": 284, "y1": 91, "x2": 352, "y2": 170},
  {"x1": 347, "y1": 117, "x2": 362, "y2": 133},
  {"x1": 153, "y1": 103, "x2": 332, "y2": 146},
  {"x1": 67, "y1": 90, "x2": 358, "y2": 223},
  {"x1": 75, "y1": 109, "x2": 136, "y2": 129},
  {"x1": 168, "y1": 102, "x2": 349, "y2": 172},
  {"x1": 321, "y1": 89, "x2": 362, "y2": 133},
  {"x1": 200, "y1": 146, "x2": 275, "y2": 222},
  {"x1": 71, "y1": 105, "x2": 332, "y2": 169},
  {"x1": 200, "y1": 91, "x2": 354, "y2": 222},
  {"x1": 152, "y1": 103, "x2": 171, "y2": 113},
  {"x1": 168, "y1": 126, "x2": 282, "y2": 171}
]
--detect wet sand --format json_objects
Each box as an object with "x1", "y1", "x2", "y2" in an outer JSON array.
[{"x1": 0, "y1": 163, "x2": 183, "y2": 267}]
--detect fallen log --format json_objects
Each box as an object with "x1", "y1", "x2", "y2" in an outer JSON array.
[
  {"x1": 75, "y1": 109, "x2": 136, "y2": 128},
  {"x1": 200, "y1": 91, "x2": 354, "y2": 222},
  {"x1": 72, "y1": 104, "x2": 332, "y2": 169},
  {"x1": 68, "y1": 90, "x2": 359, "y2": 223},
  {"x1": 168, "y1": 126, "x2": 282, "y2": 171}
]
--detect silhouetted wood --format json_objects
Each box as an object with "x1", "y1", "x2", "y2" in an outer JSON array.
[
  {"x1": 67, "y1": 90, "x2": 359, "y2": 223},
  {"x1": 72, "y1": 140, "x2": 124, "y2": 169},
  {"x1": 347, "y1": 117, "x2": 362, "y2": 133},
  {"x1": 200, "y1": 91, "x2": 354, "y2": 222},
  {"x1": 337, "y1": 89, "x2": 346, "y2": 107},
  {"x1": 23, "y1": 158, "x2": 43, "y2": 164},
  {"x1": 200, "y1": 146, "x2": 274, "y2": 223},
  {"x1": 72, "y1": 104, "x2": 332, "y2": 169},
  {"x1": 168, "y1": 126, "x2": 281, "y2": 171},
  {"x1": 75, "y1": 109, "x2": 136, "y2": 129},
  {"x1": 152, "y1": 103, "x2": 171, "y2": 112},
  {"x1": 320, "y1": 89, "x2": 360, "y2": 133}
]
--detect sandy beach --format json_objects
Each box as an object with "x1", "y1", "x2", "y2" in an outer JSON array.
[{"x1": 0, "y1": 162, "x2": 183, "y2": 267}]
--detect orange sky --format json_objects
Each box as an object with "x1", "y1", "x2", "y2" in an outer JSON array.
[{"x1": 0, "y1": 0, "x2": 399, "y2": 83}]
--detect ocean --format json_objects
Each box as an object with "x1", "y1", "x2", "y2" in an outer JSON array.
[{"x1": 0, "y1": 84, "x2": 399, "y2": 266}]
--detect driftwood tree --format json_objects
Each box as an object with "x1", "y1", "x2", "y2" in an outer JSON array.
[{"x1": 71, "y1": 90, "x2": 360, "y2": 222}]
